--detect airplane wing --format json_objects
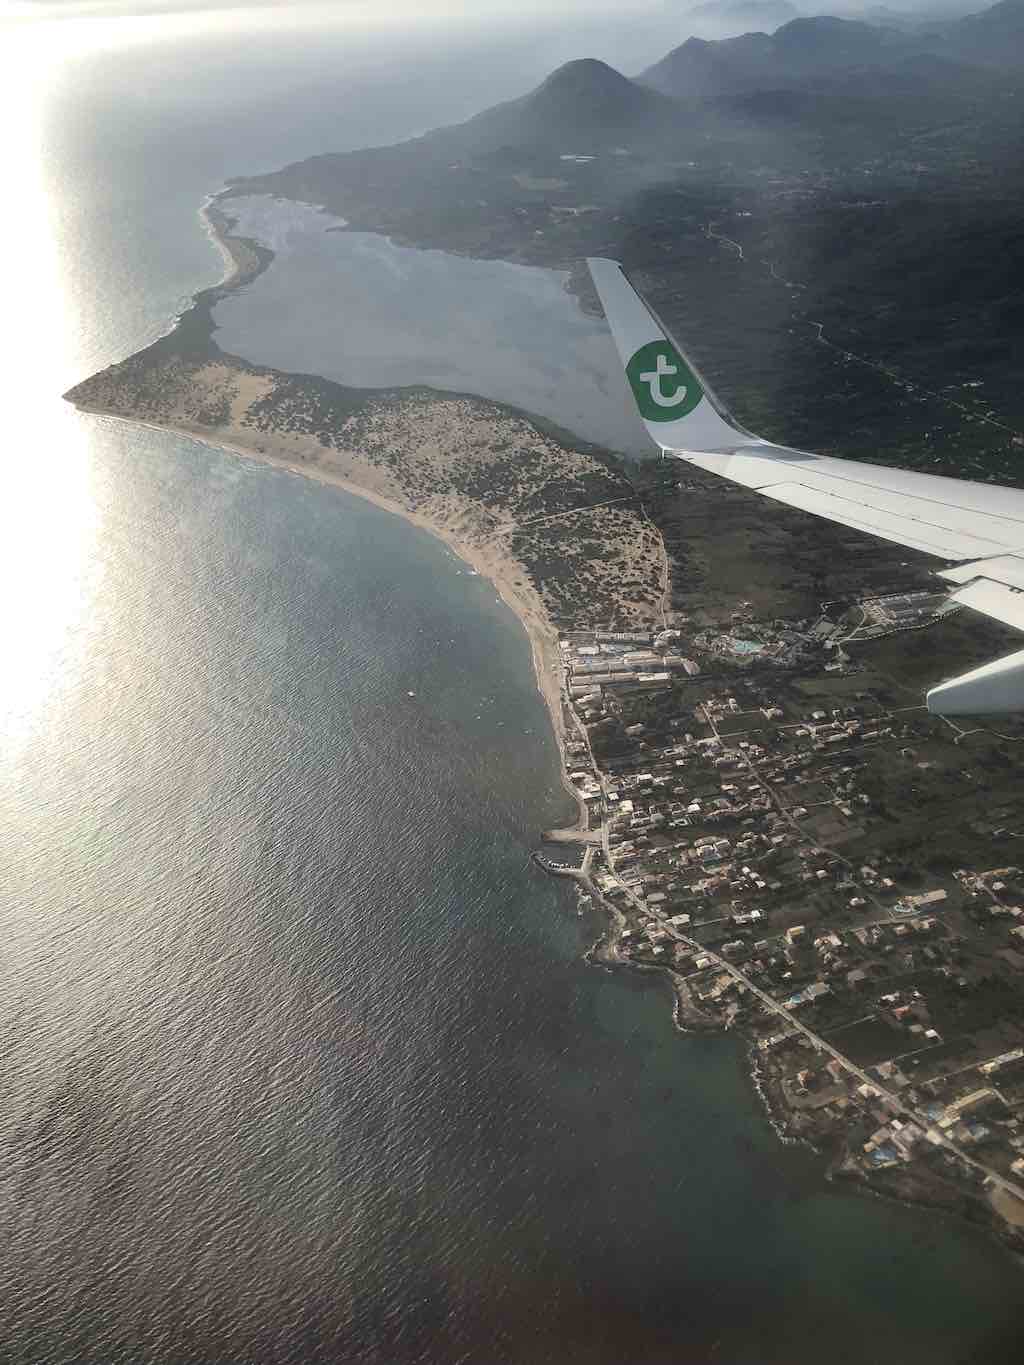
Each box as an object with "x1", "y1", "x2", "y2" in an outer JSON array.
[{"x1": 587, "y1": 256, "x2": 1024, "y2": 718}]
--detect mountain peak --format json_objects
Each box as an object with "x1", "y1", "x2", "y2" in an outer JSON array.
[
  {"x1": 522, "y1": 58, "x2": 670, "y2": 137},
  {"x1": 641, "y1": 0, "x2": 1024, "y2": 99},
  {"x1": 544, "y1": 57, "x2": 619, "y2": 76},
  {"x1": 445, "y1": 55, "x2": 674, "y2": 155},
  {"x1": 535, "y1": 58, "x2": 643, "y2": 99},
  {"x1": 772, "y1": 14, "x2": 891, "y2": 56}
]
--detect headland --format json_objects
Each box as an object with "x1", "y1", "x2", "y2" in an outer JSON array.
[{"x1": 65, "y1": 202, "x2": 667, "y2": 770}]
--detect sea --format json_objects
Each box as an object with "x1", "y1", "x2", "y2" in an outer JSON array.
[{"x1": 2, "y1": 8, "x2": 1024, "y2": 1363}]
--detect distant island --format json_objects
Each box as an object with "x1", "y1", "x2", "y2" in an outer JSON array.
[{"x1": 66, "y1": 0, "x2": 1024, "y2": 1254}]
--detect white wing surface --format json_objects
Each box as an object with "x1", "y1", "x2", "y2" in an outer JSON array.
[{"x1": 587, "y1": 256, "x2": 1024, "y2": 717}]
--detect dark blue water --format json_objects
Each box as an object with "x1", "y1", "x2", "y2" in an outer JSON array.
[{"x1": 3, "y1": 11, "x2": 1024, "y2": 1364}]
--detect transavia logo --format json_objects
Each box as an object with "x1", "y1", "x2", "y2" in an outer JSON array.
[{"x1": 626, "y1": 340, "x2": 703, "y2": 422}]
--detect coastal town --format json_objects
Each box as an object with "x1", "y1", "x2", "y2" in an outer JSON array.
[{"x1": 545, "y1": 547, "x2": 1024, "y2": 1244}]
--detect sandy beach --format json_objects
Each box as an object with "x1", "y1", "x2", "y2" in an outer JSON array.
[
  {"x1": 78, "y1": 396, "x2": 568, "y2": 745},
  {"x1": 68, "y1": 214, "x2": 664, "y2": 745},
  {"x1": 66, "y1": 196, "x2": 667, "y2": 834},
  {"x1": 198, "y1": 196, "x2": 265, "y2": 289}
]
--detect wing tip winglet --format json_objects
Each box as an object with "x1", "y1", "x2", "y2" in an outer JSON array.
[{"x1": 585, "y1": 256, "x2": 750, "y2": 453}]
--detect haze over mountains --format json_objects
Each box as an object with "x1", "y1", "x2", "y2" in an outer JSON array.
[
  {"x1": 643, "y1": 0, "x2": 1024, "y2": 96},
  {"x1": 233, "y1": 0, "x2": 1024, "y2": 180},
  {"x1": 419, "y1": 0, "x2": 1024, "y2": 171},
  {"x1": 447, "y1": 57, "x2": 675, "y2": 154},
  {"x1": 678, "y1": 0, "x2": 802, "y2": 40},
  {"x1": 232, "y1": 0, "x2": 1024, "y2": 280},
  {"x1": 230, "y1": 0, "x2": 1023, "y2": 477},
  {"x1": 675, "y1": 0, "x2": 1008, "y2": 40},
  {"x1": 426, "y1": 0, "x2": 1024, "y2": 164}
]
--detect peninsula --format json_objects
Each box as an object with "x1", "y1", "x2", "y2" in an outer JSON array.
[{"x1": 66, "y1": 201, "x2": 668, "y2": 748}]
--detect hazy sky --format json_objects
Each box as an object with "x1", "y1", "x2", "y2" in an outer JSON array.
[
  {"x1": 0, "y1": 0, "x2": 989, "y2": 68},
  {"x1": 0, "y1": 0, "x2": 716, "y2": 82},
  {"x1": 1, "y1": 0, "x2": 990, "y2": 41},
  {"x1": 4, "y1": 0, "x2": 984, "y2": 13},
  {"x1": 5, "y1": 0, "x2": 671, "y2": 19}
]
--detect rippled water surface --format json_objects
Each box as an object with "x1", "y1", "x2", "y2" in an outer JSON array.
[{"x1": 3, "y1": 11, "x2": 1024, "y2": 1364}]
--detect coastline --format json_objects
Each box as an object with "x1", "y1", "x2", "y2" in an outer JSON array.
[
  {"x1": 73, "y1": 188, "x2": 570, "y2": 719},
  {"x1": 78, "y1": 402, "x2": 568, "y2": 757},
  {"x1": 198, "y1": 194, "x2": 264, "y2": 291},
  {"x1": 63, "y1": 186, "x2": 1024, "y2": 1269},
  {"x1": 64, "y1": 195, "x2": 666, "y2": 814}
]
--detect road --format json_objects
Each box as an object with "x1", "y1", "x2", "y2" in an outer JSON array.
[
  {"x1": 704, "y1": 215, "x2": 1022, "y2": 441},
  {"x1": 489, "y1": 492, "x2": 638, "y2": 538},
  {"x1": 701, "y1": 703, "x2": 895, "y2": 925},
  {"x1": 582, "y1": 694, "x2": 1024, "y2": 1206},
  {"x1": 621, "y1": 850, "x2": 1024, "y2": 1202},
  {"x1": 704, "y1": 221, "x2": 744, "y2": 260},
  {"x1": 807, "y1": 320, "x2": 1024, "y2": 442}
]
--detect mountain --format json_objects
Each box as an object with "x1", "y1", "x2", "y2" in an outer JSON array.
[
  {"x1": 770, "y1": 14, "x2": 902, "y2": 65},
  {"x1": 829, "y1": 0, "x2": 982, "y2": 24},
  {"x1": 640, "y1": 16, "x2": 916, "y2": 95},
  {"x1": 944, "y1": 0, "x2": 1024, "y2": 63},
  {"x1": 226, "y1": 0, "x2": 1024, "y2": 274},
  {"x1": 445, "y1": 59, "x2": 678, "y2": 153},
  {"x1": 640, "y1": 34, "x2": 767, "y2": 98},
  {"x1": 224, "y1": 59, "x2": 689, "y2": 266},
  {"x1": 639, "y1": 4, "x2": 1024, "y2": 97}
]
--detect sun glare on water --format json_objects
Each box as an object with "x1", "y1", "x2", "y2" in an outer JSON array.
[
  {"x1": 0, "y1": 26, "x2": 102, "y2": 750},
  {"x1": 0, "y1": 1, "x2": 476, "y2": 754}
]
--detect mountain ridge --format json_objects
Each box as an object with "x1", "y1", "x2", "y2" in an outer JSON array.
[
  {"x1": 438, "y1": 58, "x2": 679, "y2": 154},
  {"x1": 640, "y1": 2, "x2": 1024, "y2": 96}
]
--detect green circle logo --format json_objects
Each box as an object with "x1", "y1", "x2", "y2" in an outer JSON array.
[{"x1": 626, "y1": 340, "x2": 703, "y2": 422}]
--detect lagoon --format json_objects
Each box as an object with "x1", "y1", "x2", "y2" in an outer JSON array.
[{"x1": 215, "y1": 197, "x2": 653, "y2": 457}]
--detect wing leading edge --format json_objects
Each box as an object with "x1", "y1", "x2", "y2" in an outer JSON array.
[{"x1": 587, "y1": 256, "x2": 1024, "y2": 717}]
